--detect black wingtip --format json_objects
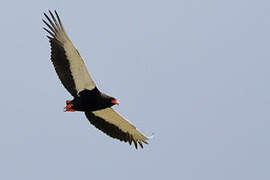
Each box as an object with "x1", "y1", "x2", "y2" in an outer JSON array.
[
  {"x1": 43, "y1": 27, "x2": 55, "y2": 37},
  {"x1": 138, "y1": 141, "x2": 143, "y2": 149},
  {"x1": 143, "y1": 140, "x2": 148, "y2": 144},
  {"x1": 54, "y1": 10, "x2": 64, "y2": 29},
  {"x1": 127, "y1": 133, "x2": 132, "y2": 145},
  {"x1": 134, "y1": 141, "x2": 138, "y2": 149},
  {"x1": 46, "y1": 35, "x2": 52, "y2": 40},
  {"x1": 49, "y1": 10, "x2": 54, "y2": 20},
  {"x1": 44, "y1": 12, "x2": 50, "y2": 19},
  {"x1": 49, "y1": 10, "x2": 53, "y2": 16}
]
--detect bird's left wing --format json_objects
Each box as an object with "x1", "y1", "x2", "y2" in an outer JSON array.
[
  {"x1": 85, "y1": 108, "x2": 149, "y2": 149},
  {"x1": 42, "y1": 10, "x2": 96, "y2": 97}
]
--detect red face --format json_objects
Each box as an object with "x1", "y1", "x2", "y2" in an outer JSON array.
[{"x1": 111, "y1": 98, "x2": 120, "y2": 105}]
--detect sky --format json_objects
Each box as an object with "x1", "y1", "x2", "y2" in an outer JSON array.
[{"x1": 0, "y1": 0, "x2": 269, "y2": 179}]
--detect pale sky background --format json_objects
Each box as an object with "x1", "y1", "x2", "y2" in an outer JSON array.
[{"x1": 0, "y1": 0, "x2": 269, "y2": 179}]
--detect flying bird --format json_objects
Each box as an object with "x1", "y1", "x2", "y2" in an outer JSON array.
[{"x1": 42, "y1": 10, "x2": 149, "y2": 149}]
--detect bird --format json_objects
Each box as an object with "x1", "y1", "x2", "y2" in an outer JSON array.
[{"x1": 42, "y1": 10, "x2": 149, "y2": 149}]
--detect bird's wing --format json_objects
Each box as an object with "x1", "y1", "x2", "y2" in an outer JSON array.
[
  {"x1": 43, "y1": 10, "x2": 96, "y2": 97},
  {"x1": 85, "y1": 108, "x2": 148, "y2": 149}
]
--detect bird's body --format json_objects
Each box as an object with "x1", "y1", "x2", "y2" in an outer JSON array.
[
  {"x1": 43, "y1": 10, "x2": 148, "y2": 149},
  {"x1": 69, "y1": 88, "x2": 117, "y2": 112}
]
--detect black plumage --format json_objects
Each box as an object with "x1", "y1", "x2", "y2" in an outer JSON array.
[{"x1": 43, "y1": 10, "x2": 149, "y2": 149}]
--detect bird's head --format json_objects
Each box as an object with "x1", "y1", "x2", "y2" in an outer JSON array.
[
  {"x1": 110, "y1": 98, "x2": 120, "y2": 106},
  {"x1": 100, "y1": 93, "x2": 120, "y2": 108}
]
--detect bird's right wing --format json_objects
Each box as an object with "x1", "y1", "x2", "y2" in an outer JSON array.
[
  {"x1": 43, "y1": 10, "x2": 96, "y2": 97},
  {"x1": 85, "y1": 108, "x2": 149, "y2": 149}
]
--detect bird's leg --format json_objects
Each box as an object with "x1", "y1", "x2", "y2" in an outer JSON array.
[
  {"x1": 64, "y1": 100, "x2": 76, "y2": 112},
  {"x1": 66, "y1": 100, "x2": 72, "y2": 105}
]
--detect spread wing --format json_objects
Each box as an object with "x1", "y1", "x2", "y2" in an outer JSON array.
[
  {"x1": 85, "y1": 108, "x2": 149, "y2": 149},
  {"x1": 43, "y1": 10, "x2": 96, "y2": 97}
]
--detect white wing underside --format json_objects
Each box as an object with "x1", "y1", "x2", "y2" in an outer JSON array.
[
  {"x1": 92, "y1": 108, "x2": 148, "y2": 143},
  {"x1": 49, "y1": 16, "x2": 96, "y2": 94}
]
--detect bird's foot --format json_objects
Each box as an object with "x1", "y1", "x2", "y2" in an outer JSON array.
[{"x1": 64, "y1": 100, "x2": 76, "y2": 112}]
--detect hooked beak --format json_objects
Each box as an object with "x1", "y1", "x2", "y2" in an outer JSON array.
[{"x1": 111, "y1": 99, "x2": 120, "y2": 105}]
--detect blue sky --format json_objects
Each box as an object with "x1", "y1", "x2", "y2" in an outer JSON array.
[{"x1": 0, "y1": 0, "x2": 269, "y2": 179}]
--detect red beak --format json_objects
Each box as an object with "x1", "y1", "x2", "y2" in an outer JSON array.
[{"x1": 111, "y1": 99, "x2": 120, "y2": 105}]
